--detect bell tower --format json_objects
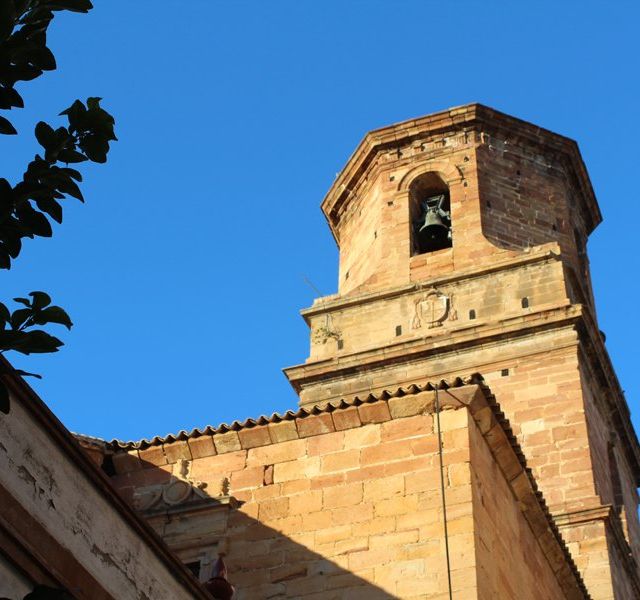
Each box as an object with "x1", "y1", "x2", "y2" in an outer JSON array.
[{"x1": 285, "y1": 104, "x2": 640, "y2": 599}]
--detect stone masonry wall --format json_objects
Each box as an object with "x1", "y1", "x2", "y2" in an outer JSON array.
[
  {"x1": 110, "y1": 386, "x2": 587, "y2": 599},
  {"x1": 306, "y1": 249, "x2": 569, "y2": 363},
  {"x1": 289, "y1": 325, "x2": 632, "y2": 598},
  {"x1": 469, "y1": 410, "x2": 566, "y2": 600},
  {"x1": 115, "y1": 397, "x2": 471, "y2": 599},
  {"x1": 333, "y1": 126, "x2": 592, "y2": 310}
]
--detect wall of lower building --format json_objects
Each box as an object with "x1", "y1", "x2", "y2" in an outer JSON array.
[
  {"x1": 114, "y1": 400, "x2": 476, "y2": 598},
  {"x1": 469, "y1": 409, "x2": 566, "y2": 600},
  {"x1": 111, "y1": 390, "x2": 588, "y2": 599},
  {"x1": 578, "y1": 357, "x2": 640, "y2": 560},
  {"x1": 0, "y1": 387, "x2": 206, "y2": 600}
]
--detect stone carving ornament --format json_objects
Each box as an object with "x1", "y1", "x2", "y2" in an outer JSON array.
[
  {"x1": 412, "y1": 289, "x2": 452, "y2": 329},
  {"x1": 133, "y1": 458, "x2": 211, "y2": 511}
]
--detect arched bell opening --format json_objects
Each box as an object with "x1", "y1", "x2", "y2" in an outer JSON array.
[{"x1": 409, "y1": 172, "x2": 452, "y2": 256}]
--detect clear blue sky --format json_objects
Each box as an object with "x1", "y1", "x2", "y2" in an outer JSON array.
[{"x1": 2, "y1": 1, "x2": 639, "y2": 442}]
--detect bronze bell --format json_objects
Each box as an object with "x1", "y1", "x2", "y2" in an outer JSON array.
[{"x1": 416, "y1": 194, "x2": 451, "y2": 252}]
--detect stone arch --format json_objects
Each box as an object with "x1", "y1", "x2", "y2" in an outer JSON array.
[{"x1": 397, "y1": 160, "x2": 464, "y2": 192}]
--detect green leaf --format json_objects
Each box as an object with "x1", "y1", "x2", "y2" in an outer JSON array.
[
  {"x1": 42, "y1": 126, "x2": 74, "y2": 162},
  {"x1": 0, "y1": 115, "x2": 17, "y2": 134},
  {"x1": 34, "y1": 120, "x2": 55, "y2": 149},
  {"x1": 59, "y1": 98, "x2": 86, "y2": 123},
  {"x1": 29, "y1": 46, "x2": 56, "y2": 70},
  {"x1": 0, "y1": 86, "x2": 24, "y2": 109},
  {"x1": 10, "y1": 307, "x2": 31, "y2": 329},
  {"x1": 0, "y1": 3, "x2": 14, "y2": 40},
  {"x1": 57, "y1": 148, "x2": 87, "y2": 163},
  {"x1": 0, "y1": 246, "x2": 11, "y2": 269},
  {"x1": 35, "y1": 197, "x2": 63, "y2": 223},
  {"x1": 29, "y1": 291, "x2": 51, "y2": 310},
  {"x1": 0, "y1": 329, "x2": 23, "y2": 350},
  {"x1": 0, "y1": 329, "x2": 63, "y2": 354},
  {"x1": 0, "y1": 362, "x2": 42, "y2": 379},
  {"x1": 79, "y1": 134, "x2": 108, "y2": 163},
  {"x1": 0, "y1": 177, "x2": 11, "y2": 198},
  {"x1": 31, "y1": 305, "x2": 72, "y2": 330},
  {"x1": 59, "y1": 167, "x2": 82, "y2": 182},
  {"x1": 0, "y1": 380, "x2": 9, "y2": 414},
  {"x1": 53, "y1": 174, "x2": 83, "y2": 201},
  {"x1": 7, "y1": 63, "x2": 42, "y2": 83},
  {"x1": 0, "y1": 302, "x2": 9, "y2": 325},
  {"x1": 12, "y1": 297, "x2": 30, "y2": 306},
  {"x1": 1, "y1": 230, "x2": 22, "y2": 258},
  {"x1": 15, "y1": 329, "x2": 63, "y2": 354},
  {"x1": 16, "y1": 206, "x2": 52, "y2": 237},
  {"x1": 12, "y1": 369, "x2": 42, "y2": 379}
]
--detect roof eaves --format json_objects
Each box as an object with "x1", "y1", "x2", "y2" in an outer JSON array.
[{"x1": 107, "y1": 374, "x2": 478, "y2": 450}]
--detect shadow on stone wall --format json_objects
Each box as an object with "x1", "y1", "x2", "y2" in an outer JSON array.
[
  {"x1": 224, "y1": 509, "x2": 398, "y2": 599},
  {"x1": 110, "y1": 457, "x2": 400, "y2": 599}
]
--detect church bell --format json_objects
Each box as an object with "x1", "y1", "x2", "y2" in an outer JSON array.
[{"x1": 416, "y1": 193, "x2": 452, "y2": 252}]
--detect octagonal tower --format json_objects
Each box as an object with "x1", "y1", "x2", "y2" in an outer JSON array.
[{"x1": 285, "y1": 104, "x2": 640, "y2": 599}]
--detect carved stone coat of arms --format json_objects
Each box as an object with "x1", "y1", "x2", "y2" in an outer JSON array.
[{"x1": 412, "y1": 290, "x2": 451, "y2": 329}]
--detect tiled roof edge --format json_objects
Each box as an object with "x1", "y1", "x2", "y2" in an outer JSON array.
[{"x1": 107, "y1": 373, "x2": 483, "y2": 451}]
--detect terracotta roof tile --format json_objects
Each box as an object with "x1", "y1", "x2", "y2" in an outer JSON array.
[{"x1": 106, "y1": 374, "x2": 481, "y2": 451}]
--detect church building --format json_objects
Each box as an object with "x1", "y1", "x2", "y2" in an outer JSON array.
[{"x1": 2, "y1": 104, "x2": 640, "y2": 599}]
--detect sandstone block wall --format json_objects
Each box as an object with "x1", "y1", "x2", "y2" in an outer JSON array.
[
  {"x1": 286, "y1": 327, "x2": 640, "y2": 598},
  {"x1": 110, "y1": 385, "x2": 587, "y2": 599},
  {"x1": 305, "y1": 248, "x2": 569, "y2": 363},
  {"x1": 469, "y1": 411, "x2": 566, "y2": 600},
  {"x1": 327, "y1": 106, "x2": 596, "y2": 312},
  {"x1": 282, "y1": 104, "x2": 640, "y2": 597}
]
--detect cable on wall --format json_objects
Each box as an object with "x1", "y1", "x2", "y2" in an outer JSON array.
[{"x1": 435, "y1": 386, "x2": 453, "y2": 600}]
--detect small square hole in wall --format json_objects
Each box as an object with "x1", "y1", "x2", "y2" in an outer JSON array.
[
  {"x1": 501, "y1": 368, "x2": 510, "y2": 377},
  {"x1": 395, "y1": 325, "x2": 402, "y2": 336},
  {"x1": 337, "y1": 339, "x2": 344, "y2": 350},
  {"x1": 469, "y1": 309, "x2": 476, "y2": 320},
  {"x1": 185, "y1": 561, "x2": 201, "y2": 578},
  {"x1": 387, "y1": 200, "x2": 394, "y2": 206},
  {"x1": 521, "y1": 297, "x2": 529, "y2": 309}
]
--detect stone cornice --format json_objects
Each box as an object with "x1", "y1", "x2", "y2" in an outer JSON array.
[
  {"x1": 285, "y1": 303, "x2": 583, "y2": 393},
  {"x1": 553, "y1": 503, "x2": 613, "y2": 527},
  {"x1": 301, "y1": 244, "x2": 562, "y2": 322}
]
